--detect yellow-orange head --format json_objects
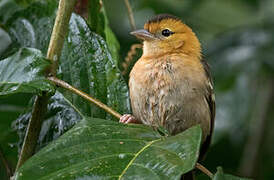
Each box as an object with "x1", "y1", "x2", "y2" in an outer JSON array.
[{"x1": 131, "y1": 14, "x2": 201, "y2": 59}]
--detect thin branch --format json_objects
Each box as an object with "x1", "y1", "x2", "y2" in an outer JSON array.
[
  {"x1": 123, "y1": 0, "x2": 136, "y2": 30},
  {"x1": 195, "y1": 162, "x2": 213, "y2": 178},
  {"x1": 122, "y1": 43, "x2": 142, "y2": 75},
  {"x1": 47, "y1": 0, "x2": 77, "y2": 76},
  {"x1": 15, "y1": 95, "x2": 49, "y2": 171},
  {"x1": 16, "y1": 0, "x2": 77, "y2": 171},
  {"x1": 48, "y1": 76, "x2": 122, "y2": 119}
]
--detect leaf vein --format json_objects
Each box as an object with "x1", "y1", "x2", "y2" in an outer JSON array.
[{"x1": 118, "y1": 138, "x2": 161, "y2": 179}]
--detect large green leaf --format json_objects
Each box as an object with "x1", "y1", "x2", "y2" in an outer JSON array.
[
  {"x1": 0, "y1": 48, "x2": 54, "y2": 96},
  {"x1": 60, "y1": 14, "x2": 130, "y2": 120},
  {"x1": 213, "y1": 167, "x2": 250, "y2": 180},
  {"x1": 15, "y1": 118, "x2": 202, "y2": 179}
]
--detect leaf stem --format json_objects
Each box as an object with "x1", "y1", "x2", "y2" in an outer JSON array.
[
  {"x1": 16, "y1": 0, "x2": 76, "y2": 171},
  {"x1": 195, "y1": 162, "x2": 213, "y2": 178},
  {"x1": 48, "y1": 76, "x2": 122, "y2": 119},
  {"x1": 15, "y1": 95, "x2": 49, "y2": 171},
  {"x1": 123, "y1": 0, "x2": 136, "y2": 30}
]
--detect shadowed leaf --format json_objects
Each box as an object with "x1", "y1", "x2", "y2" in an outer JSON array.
[{"x1": 213, "y1": 167, "x2": 251, "y2": 180}]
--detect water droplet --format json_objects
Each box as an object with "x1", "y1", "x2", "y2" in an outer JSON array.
[{"x1": 119, "y1": 154, "x2": 125, "y2": 159}]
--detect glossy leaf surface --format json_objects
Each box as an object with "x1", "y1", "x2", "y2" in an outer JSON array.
[
  {"x1": 13, "y1": 91, "x2": 82, "y2": 151},
  {"x1": 15, "y1": 118, "x2": 202, "y2": 180},
  {"x1": 0, "y1": 48, "x2": 54, "y2": 96},
  {"x1": 60, "y1": 14, "x2": 130, "y2": 120},
  {"x1": 6, "y1": 0, "x2": 129, "y2": 153},
  {"x1": 87, "y1": 0, "x2": 120, "y2": 65}
]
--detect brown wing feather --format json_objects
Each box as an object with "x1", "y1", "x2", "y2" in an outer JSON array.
[{"x1": 200, "y1": 59, "x2": 216, "y2": 159}]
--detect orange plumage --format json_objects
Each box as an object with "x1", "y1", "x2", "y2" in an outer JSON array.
[{"x1": 120, "y1": 14, "x2": 215, "y2": 157}]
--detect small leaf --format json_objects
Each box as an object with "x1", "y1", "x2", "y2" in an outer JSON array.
[
  {"x1": 15, "y1": 118, "x2": 202, "y2": 179},
  {"x1": 213, "y1": 167, "x2": 251, "y2": 180},
  {"x1": 0, "y1": 48, "x2": 55, "y2": 96}
]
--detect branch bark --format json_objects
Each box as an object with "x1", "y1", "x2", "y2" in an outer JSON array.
[
  {"x1": 16, "y1": 0, "x2": 77, "y2": 171},
  {"x1": 195, "y1": 162, "x2": 213, "y2": 178},
  {"x1": 48, "y1": 76, "x2": 122, "y2": 119}
]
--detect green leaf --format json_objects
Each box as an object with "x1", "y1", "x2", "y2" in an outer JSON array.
[
  {"x1": 15, "y1": 118, "x2": 202, "y2": 179},
  {"x1": 8, "y1": 2, "x2": 128, "y2": 153},
  {"x1": 1, "y1": 0, "x2": 57, "y2": 56},
  {"x1": 1, "y1": 0, "x2": 128, "y2": 119},
  {"x1": 213, "y1": 167, "x2": 251, "y2": 180},
  {"x1": 60, "y1": 14, "x2": 130, "y2": 120},
  {"x1": 87, "y1": 0, "x2": 120, "y2": 65},
  {"x1": 0, "y1": 0, "x2": 23, "y2": 24},
  {"x1": 13, "y1": 91, "x2": 82, "y2": 151},
  {"x1": 0, "y1": 48, "x2": 55, "y2": 96}
]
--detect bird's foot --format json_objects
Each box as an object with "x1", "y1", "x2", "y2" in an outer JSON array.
[{"x1": 119, "y1": 114, "x2": 141, "y2": 124}]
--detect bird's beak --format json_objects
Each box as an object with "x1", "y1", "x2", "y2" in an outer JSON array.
[{"x1": 130, "y1": 29, "x2": 157, "y2": 41}]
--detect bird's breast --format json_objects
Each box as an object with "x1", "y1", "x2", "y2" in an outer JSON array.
[
  {"x1": 129, "y1": 58, "x2": 186, "y2": 126},
  {"x1": 129, "y1": 55, "x2": 210, "y2": 138}
]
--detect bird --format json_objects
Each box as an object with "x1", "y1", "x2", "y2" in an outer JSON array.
[{"x1": 120, "y1": 14, "x2": 215, "y2": 165}]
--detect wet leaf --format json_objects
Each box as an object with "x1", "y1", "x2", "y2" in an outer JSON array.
[
  {"x1": 0, "y1": 48, "x2": 54, "y2": 96},
  {"x1": 13, "y1": 91, "x2": 82, "y2": 152},
  {"x1": 1, "y1": 0, "x2": 57, "y2": 56},
  {"x1": 15, "y1": 118, "x2": 202, "y2": 180},
  {"x1": 87, "y1": 0, "x2": 120, "y2": 65},
  {"x1": 60, "y1": 14, "x2": 130, "y2": 120},
  {"x1": 4, "y1": 0, "x2": 128, "y2": 152},
  {"x1": 213, "y1": 167, "x2": 251, "y2": 180}
]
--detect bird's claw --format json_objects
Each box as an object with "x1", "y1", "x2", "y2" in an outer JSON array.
[{"x1": 119, "y1": 114, "x2": 140, "y2": 124}]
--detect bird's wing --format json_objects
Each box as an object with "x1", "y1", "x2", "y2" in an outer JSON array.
[{"x1": 200, "y1": 59, "x2": 216, "y2": 159}]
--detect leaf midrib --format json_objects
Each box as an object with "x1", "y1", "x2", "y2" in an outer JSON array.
[{"x1": 118, "y1": 138, "x2": 161, "y2": 180}]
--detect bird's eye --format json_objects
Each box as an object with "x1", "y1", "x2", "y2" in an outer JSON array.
[{"x1": 161, "y1": 29, "x2": 174, "y2": 37}]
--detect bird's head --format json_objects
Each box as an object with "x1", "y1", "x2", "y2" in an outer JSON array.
[{"x1": 131, "y1": 14, "x2": 201, "y2": 58}]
